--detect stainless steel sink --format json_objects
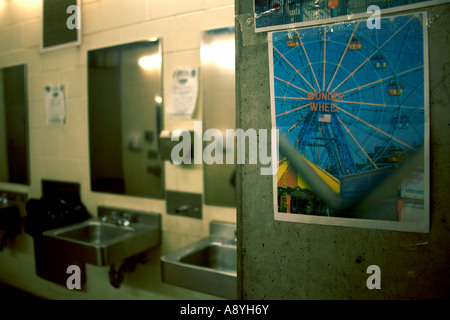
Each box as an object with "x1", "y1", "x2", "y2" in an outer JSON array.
[
  {"x1": 161, "y1": 221, "x2": 236, "y2": 299},
  {"x1": 180, "y1": 242, "x2": 236, "y2": 272},
  {"x1": 43, "y1": 209, "x2": 161, "y2": 266},
  {"x1": 55, "y1": 222, "x2": 134, "y2": 244}
]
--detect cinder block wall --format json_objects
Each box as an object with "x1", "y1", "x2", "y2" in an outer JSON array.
[{"x1": 236, "y1": 0, "x2": 450, "y2": 299}]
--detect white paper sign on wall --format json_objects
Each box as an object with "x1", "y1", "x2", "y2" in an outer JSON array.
[{"x1": 45, "y1": 84, "x2": 66, "y2": 124}]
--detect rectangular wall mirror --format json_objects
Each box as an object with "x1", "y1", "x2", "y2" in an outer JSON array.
[
  {"x1": 0, "y1": 65, "x2": 29, "y2": 185},
  {"x1": 201, "y1": 27, "x2": 236, "y2": 207},
  {"x1": 88, "y1": 40, "x2": 164, "y2": 199}
]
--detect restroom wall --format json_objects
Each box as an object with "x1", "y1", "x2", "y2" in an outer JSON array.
[
  {"x1": 0, "y1": 70, "x2": 7, "y2": 182},
  {"x1": 236, "y1": 0, "x2": 450, "y2": 299},
  {"x1": 0, "y1": 0, "x2": 235, "y2": 299}
]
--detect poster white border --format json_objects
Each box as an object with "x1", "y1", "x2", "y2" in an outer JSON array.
[
  {"x1": 255, "y1": 0, "x2": 449, "y2": 33},
  {"x1": 269, "y1": 12, "x2": 430, "y2": 233}
]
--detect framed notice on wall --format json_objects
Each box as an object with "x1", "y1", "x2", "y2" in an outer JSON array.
[
  {"x1": 268, "y1": 12, "x2": 429, "y2": 232},
  {"x1": 254, "y1": 0, "x2": 449, "y2": 32}
]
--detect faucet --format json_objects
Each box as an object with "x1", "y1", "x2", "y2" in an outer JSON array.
[
  {"x1": 118, "y1": 213, "x2": 133, "y2": 227},
  {"x1": 101, "y1": 211, "x2": 133, "y2": 227},
  {"x1": 101, "y1": 211, "x2": 119, "y2": 224},
  {"x1": 175, "y1": 205, "x2": 190, "y2": 214},
  {"x1": 1, "y1": 193, "x2": 8, "y2": 206}
]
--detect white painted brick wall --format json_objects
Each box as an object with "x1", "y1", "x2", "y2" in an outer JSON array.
[{"x1": 0, "y1": 0, "x2": 236, "y2": 300}]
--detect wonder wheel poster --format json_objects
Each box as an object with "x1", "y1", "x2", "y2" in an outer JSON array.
[{"x1": 269, "y1": 12, "x2": 429, "y2": 232}]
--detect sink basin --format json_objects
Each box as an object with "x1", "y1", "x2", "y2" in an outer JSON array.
[
  {"x1": 161, "y1": 221, "x2": 236, "y2": 299},
  {"x1": 180, "y1": 242, "x2": 236, "y2": 273},
  {"x1": 56, "y1": 222, "x2": 134, "y2": 244},
  {"x1": 43, "y1": 210, "x2": 161, "y2": 266}
]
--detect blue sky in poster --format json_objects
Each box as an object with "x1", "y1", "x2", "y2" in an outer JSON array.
[{"x1": 272, "y1": 13, "x2": 425, "y2": 178}]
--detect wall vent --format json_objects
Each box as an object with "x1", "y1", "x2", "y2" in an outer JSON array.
[{"x1": 41, "y1": 0, "x2": 81, "y2": 52}]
